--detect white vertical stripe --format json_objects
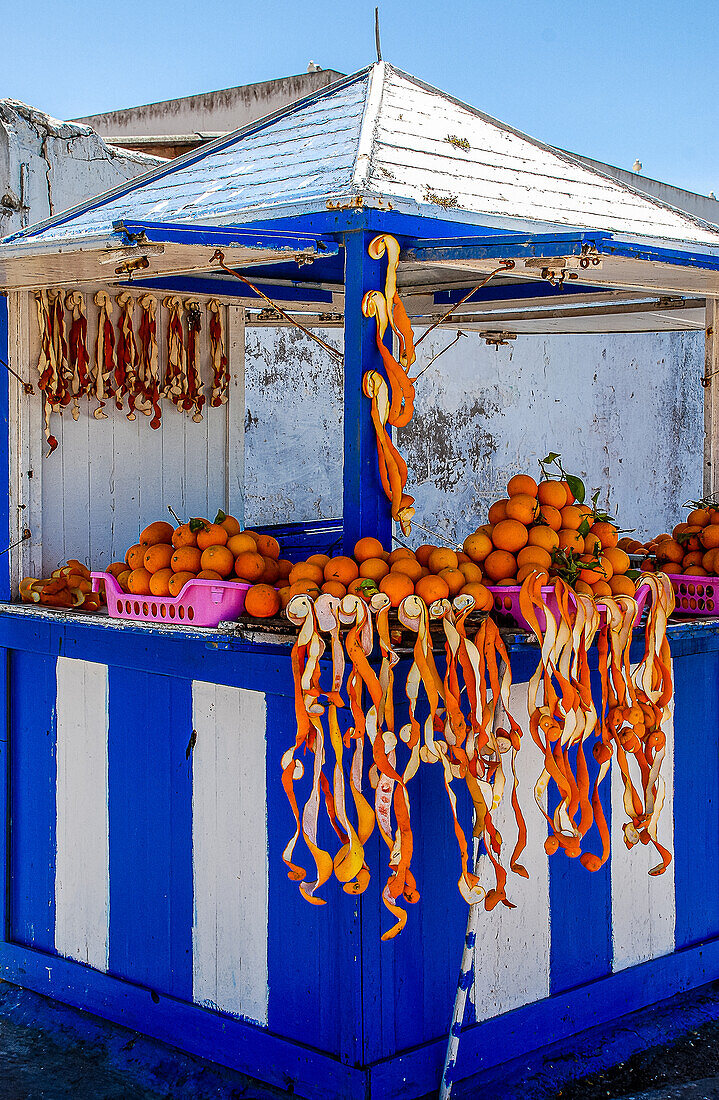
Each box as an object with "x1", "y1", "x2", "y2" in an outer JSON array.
[
  {"x1": 192, "y1": 681, "x2": 269, "y2": 1024},
  {"x1": 54, "y1": 657, "x2": 109, "y2": 971},
  {"x1": 472, "y1": 681, "x2": 551, "y2": 1020},
  {"x1": 611, "y1": 678, "x2": 676, "y2": 971}
]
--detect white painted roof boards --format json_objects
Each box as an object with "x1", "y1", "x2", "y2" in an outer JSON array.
[{"x1": 4, "y1": 62, "x2": 719, "y2": 251}]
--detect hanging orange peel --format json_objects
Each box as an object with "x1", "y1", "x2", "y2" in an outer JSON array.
[
  {"x1": 361, "y1": 234, "x2": 417, "y2": 535},
  {"x1": 282, "y1": 590, "x2": 527, "y2": 937},
  {"x1": 518, "y1": 571, "x2": 673, "y2": 876},
  {"x1": 207, "y1": 299, "x2": 230, "y2": 407}
]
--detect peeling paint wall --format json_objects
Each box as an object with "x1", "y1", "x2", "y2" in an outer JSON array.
[
  {"x1": 0, "y1": 100, "x2": 159, "y2": 238},
  {"x1": 244, "y1": 328, "x2": 703, "y2": 541}
]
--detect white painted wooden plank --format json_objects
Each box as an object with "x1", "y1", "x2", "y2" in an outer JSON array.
[
  {"x1": 226, "y1": 305, "x2": 245, "y2": 526},
  {"x1": 472, "y1": 681, "x2": 550, "y2": 1020},
  {"x1": 54, "y1": 656, "x2": 109, "y2": 971},
  {"x1": 192, "y1": 680, "x2": 269, "y2": 1024},
  {"x1": 611, "y1": 677, "x2": 675, "y2": 971},
  {"x1": 704, "y1": 299, "x2": 719, "y2": 497},
  {"x1": 7, "y1": 290, "x2": 43, "y2": 591}
]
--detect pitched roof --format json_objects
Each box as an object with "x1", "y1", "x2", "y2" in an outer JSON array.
[{"x1": 5, "y1": 62, "x2": 719, "y2": 250}]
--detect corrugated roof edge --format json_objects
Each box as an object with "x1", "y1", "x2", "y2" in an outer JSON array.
[
  {"x1": 377, "y1": 63, "x2": 719, "y2": 244},
  {"x1": 1, "y1": 66, "x2": 371, "y2": 248}
]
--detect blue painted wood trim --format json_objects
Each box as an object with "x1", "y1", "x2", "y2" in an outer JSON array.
[
  {"x1": 342, "y1": 231, "x2": 392, "y2": 552},
  {"x1": 107, "y1": 668, "x2": 193, "y2": 1000},
  {"x1": 114, "y1": 219, "x2": 338, "y2": 256},
  {"x1": 120, "y1": 275, "x2": 334, "y2": 305},
  {"x1": 0, "y1": 648, "x2": 8, "y2": 944},
  {"x1": 0, "y1": 295, "x2": 9, "y2": 599},
  {"x1": 403, "y1": 231, "x2": 611, "y2": 263},
  {"x1": 8, "y1": 650, "x2": 57, "y2": 953},
  {"x1": 0, "y1": 941, "x2": 366, "y2": 1100}
]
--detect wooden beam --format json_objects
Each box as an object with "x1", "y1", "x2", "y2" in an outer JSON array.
[{"x1": 704, "y1": 298, "x2": 719, "y2": 496}]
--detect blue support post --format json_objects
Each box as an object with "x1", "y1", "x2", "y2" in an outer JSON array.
[
  {"x1": 0, "y1": 295, "x2": 9, "y2": 599},
  {"x1": 342, "y1": 231, "x2": 393, "y2": 552}
]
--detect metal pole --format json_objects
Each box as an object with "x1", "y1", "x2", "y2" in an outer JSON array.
[{"x1": 439, "y1": 658, "x2": 506, "y2": 1100}]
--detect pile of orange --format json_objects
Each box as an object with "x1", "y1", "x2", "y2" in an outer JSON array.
[
  {"x1": 277, "y1": 535, "x2": 495, "y2": 612},
  {"x1": 108, "y1": 513, "x2": 290, "y2": 618},
  {"x1": 464, "y1": 473, "x2": 637, "y2": 598},
  {"x1": 20, "y1": 559, "x2": 101, "y2": 612},
  {"x1": 633, "y1": 505, "x2": 719, "y2": 577}
]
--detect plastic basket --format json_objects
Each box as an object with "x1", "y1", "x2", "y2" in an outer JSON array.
[
  {"x1": 92, "y1": 572, "x2": 250, "y2": 627},
  {"x1": 487, "y1": 582, "x2": 650, "y2": 633},
  {"x1": 665, "y1": 573, "x2": 719, "y2": 617}
]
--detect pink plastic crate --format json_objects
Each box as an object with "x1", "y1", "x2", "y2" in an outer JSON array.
[
  {"x1": 665, "y1": 573, "x2": 719, "y2": 617},
  {"x1": 92, "y1": 572, "x2": 251, "y2": 627},
  {"x1": 487, "y1": 582, "x2": 650, "y2": 632}
]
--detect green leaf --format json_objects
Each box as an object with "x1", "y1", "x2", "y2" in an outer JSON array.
[
  {"x1": 565, "y1": 474, "x2": 585, "y2": 504},
  {"x1": 189, "y1": 517, "x2": 208, "y2": 533},
  {"x1": 578, "y1": 517, "x2": 591, "y2": 537},
  {"x1": 214, "y1": 509, "x2": 227, "y2": 524},
  {"x1": 627, "y1": 568, "x2": 641, "y2": 581},
  {"x1": 542, "y1": 451, "x2": 560, "y2": 465}
]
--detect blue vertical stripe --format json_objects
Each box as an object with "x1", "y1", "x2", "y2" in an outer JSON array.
[
  {"x1": 0, "y1": 648, "x2": 8, "y2": 944},
  {"x1": 9, "y1": 651, "x2": 57, "y2": 952},
  {"x1": 107, "y1": 668, "x2": 193, "y2": 1000},
  {"x1": 0, "y1": 294, "x2": 9, "y2": 599}
]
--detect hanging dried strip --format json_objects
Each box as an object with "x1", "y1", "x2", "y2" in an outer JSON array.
[
  {"x1": 115, "y1": 292, "x2": 141, "y2": 419},
  {"x1": 162, "y1": 295, "x2": 190, "y2": 412},
  {"x1": 361, "y1": 234, "x2": 417, "y2": 535},
  {"x1": 282, "y1": 590, "x2": 525, "y2": 938},
  {"x1": 93, "y1": 291, "x2": 116, "y2": 419},
  {"x1": 137, "y1": 295, "x2": 161, "y2": 429},
  {"x1": 207, "y1": 300, "x2": 230, "y2": 407},
  {"x1": 184, "y1": 300, "x2": 205, "y2": 422},
  {"x1": 34, "y1": 290, "x2": 64, "y2": 454},
  {"x1": 65, "y1": 292, "x2": 93, "y2": 421}
]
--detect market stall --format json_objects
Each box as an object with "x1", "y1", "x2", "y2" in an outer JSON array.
[{"x1": 1, "y1": 63, "x2": 719, "y2": 1100}]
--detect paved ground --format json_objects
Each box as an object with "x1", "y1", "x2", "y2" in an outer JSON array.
[{"x1": 4, "y1": 978, "x2": 719, "y2": 1098}]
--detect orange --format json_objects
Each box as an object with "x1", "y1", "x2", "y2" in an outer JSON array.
[
  {"x1": 117, "y1": 569, "x2": 131, "y2": 592},
  {"x1": 603, "y1": 547, "x2": 630, "y2": 575},
  {"x1": 381, "y1": 550, "x2": 390, "y2": 562},
  {"x1": 288, "y1": 579, "x2": 321, "y2": 598},
  {"x1": 507, "y1": 474, "x2": 538, "y2": 497},
  {"x1": 360, "y1": 557, "x2": 390, "y2": 581},
  {"x1": 324, "y1": 556, "x2": 359, "y2": 585},
  {"x1": 244, "y1": 529, "x2": 260, "y2": 540},
  {"x1": 419, "y1": 567, "x2": 430, "y2": 578},
  {"x1": 517, "y1": 545, "x2": 552, "y2": 570},
  {"x1": 536, "y1": 505, "x2": 562, "y2": 532},
  {"x1": 278, "y1": 587, "x2": 292, "y2": 609},
  {"x1": 169, "y1": 570, "x2": 196, "y2": 597},
  {"x1": 197, "y1": 523, "x2": 228, "y2": 550},
  {"x1": 517, "y1": 563, "x2": 548, "y2": 584},
  {"x1": 388, "y1": 547, "x2": 414, "y2": 565},
  {"x1": 578, "y1": 556, "x2": 606, "y2": 584},
  {"x1": 496, "y1": 578, "x2": 518, "y2": 587},
  {"x1": 590, "y1": 522, "x2": 619, "y2": 549},
  {"x1": 640, "y1": 560, "x2": 656, "y2": 573},
  {"x1": 488, "y1": 499, "x2": 509, "y2": 525},
  {"x1": 218, "y1": 513, "x2": 242, "y2": 537},
  {"x1": 701, "y1": 525, "x2": 719, "y2": 549},
  {"x1": 575, "y1": 580, "x2": 594, "y2": 596},
  {"x1": 348, "y1": 577, "x2": 378, "y2": 601},
  {"x1": 197, "y1": 569, "x2": 223, "y2": 580},
  {"x1": 684, "y1": 565, "x2": 708, "y2": 576},
  {"x1": 171, "y1": 546, "x2": 203, "y2": 574},
  {"x1": 591, "y1": 580, "x2": 612, "y2": 597},
  {"x1": 256, "y1": 534, "x2": 281, "y2": 561},
  {"x1": 172, "y1": 524, "x2": 198, "y2": 549},
  {"x1": 492, "y1": 519, "x2": 528, "y2": 553},
  {"x1": 149, "y1": 567, "x2": 173, "y2": 596},
  {"x1": 289, "y1": 561, "x2": 324, "y2": 586},
  {"x1": 560, "y1": 505, "x2": 584, "y2": 531},
  {"x1": 439, "y1": 567, "x2": 465, "y2": 596},
  {"x1": 277, "y1": 559, "x2": 293, "y2": 581},
  {"x1": 456, "y1": 551, "x2": 470, "y2": 564},
  {"x1": 415, "y1": 544, "x2": 437, "y2": 566},
  {"x1": 227, "y1": 532, "x2": 259, "y2": 557},
  {"x1": 506, "y1": 494, "x2": 539, "y2": 525},
  {"x1": 528, "y1": 526, "x2": 560, "y2": 553},
  {"x1": 428, "y1": 547, "x2": 459, "y2": 573},
  {"x1": 702, "y1": 549, "x2": 718, "y2": 572},
  {"x1": 609, "y1": 575, "x2": 636, "y2": 596},
  {"x1": 483, "y1": 550, "x2": 517, "y2": 582},
  {"x1": 617, "y1": 537, "x2": 635, "y2": 550},
  {"x1": 321, "y1": 580, "x2": 347, "y2": 597},
  {"x1": 537, "y1": 480, "x2": 567, "y2": 508},
  {"x1": 140, "y1": 520, "x2": 174, "y2": 547},
  {"x1": 598, "y1": 554, "x2": 614, "y2": 581},
  {"x1": 477, "y1": 524, "x2": 493, "y2": 537},
  {"x1": 561, "y1": 480, "x2": 575, "y2": 505},
  {"x1": 688, "y1": 508, "x2": 710, "y2": 528},
  {"x1": 144, "y1": 543, "x2": 174, "y2": 574},
  {"x1": 307, "y1": 553, "x2": 330, "y2": 568},
  {"x1": 682, "y1": 551, "x2": 704, "y2": 567},
  {"x1": 459, "y1": 561, "x2": 483, "y2": 583},
  {"x1": 125, "y1": 543, "x2": 145, "y2": 570},
  {"x1": 379, "y1": 571, "x2": 415, "y2": 607},
  {"x1": 235, "y1": 551, "x2": 266, "y2": 582},
  {"x1": 415, "y1": 574, "x2": 450, "y2": 604},
  {"x1": 655, "y1": 539, "x2": 684, "y2": 565},
  {"x1": 354, "y1": 536, "x2": 384, "y2": 562},
  {"x1": 463, "y1": 532, "x2": 493, "y2": 562},
  {"x1": 672, "y1": 523, "x2": 691, "y2": 539},
  {"x1": 200, "y1": 545, "x2": 234, "y2": 578},
  {"x1": 127, "y1": 567, "x2": 152, "y2": 595},
  {"x1": 260, "y1": 557, "x2": 280, "y2": 585},
  {"x1": 459, "y1": 582, "x2": 493, "y2": 611},
  {"x1": 558, "y1": 529, "x2": 584, "y2": 553},
  {"x1": 583, "y1": 532, "x2": 603, "y2": 556},
  {"x1": 106, "y1": 561, "x2": 128, "y2": 579},
  {"x1": 244, "y1": 583, "x2": 281, "y2": 618},
  {"x1": 391, "y1": 557, "x2": 424, "y2": 582}
]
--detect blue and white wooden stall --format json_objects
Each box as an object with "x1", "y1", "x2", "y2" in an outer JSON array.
[{"x1": 1, "y1": 63, "x2": 719, "y2": 1099}]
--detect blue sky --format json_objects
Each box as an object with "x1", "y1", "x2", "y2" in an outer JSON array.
[{"x1": 3, "y1": 0, "x2": 718, "y2": 195}]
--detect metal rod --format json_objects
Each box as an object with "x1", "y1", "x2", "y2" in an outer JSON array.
[
  {"x1": 0, "y1": 529, "x2": 31, "y2": 557},
  {"x1": 0, "y1": 357, "x2": 34, "y2": 394},
  {"x1": 414, "y1": 262, "x2": 515, "y2": 348},
  {"x1": 439, "y1": 659, "x2": 506, "y2": 1100},
  {"x1": 167, "y1": 506, "x2": 183, "y2": 526},
  {"x1": 413, "y1": 331, "x2": 466, "y2": 382},
  {"x1": 210, "y1": 251, "x2": 344, "y2": 363},
  {"x1": 374, "y1": 6, "x2": 382, "y2": 60},
  {"x1": 411, "y1": 520, "x2": 458, "y2": 547}
]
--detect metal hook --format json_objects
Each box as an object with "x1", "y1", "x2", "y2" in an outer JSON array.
[{"x1": 413, "y1": 331, "x2": 467, "y2": 382}]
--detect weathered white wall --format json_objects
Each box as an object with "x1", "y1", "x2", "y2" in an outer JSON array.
[
  {"x1": 0, "y1": 100, "x2": 158, "y2": 239},
  {"x1": 243, "y1": 327, "x2": 703, "y2": 542}
]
